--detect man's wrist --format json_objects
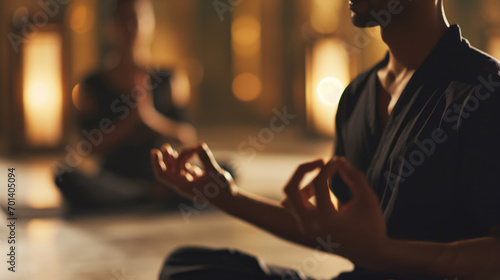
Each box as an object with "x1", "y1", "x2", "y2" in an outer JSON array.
[
  {"x1": 365, "y1": 237, "x2": 451, "y2": 276},
  {"x1": 376, "y1": 237, "x2": 403, "y2": 272},
  {"x1": 211, "y1": 182, "x2": 239, "y2": 212},
  {"x1": 350, "y1": 236, "x2": 398, "y2": 272}
]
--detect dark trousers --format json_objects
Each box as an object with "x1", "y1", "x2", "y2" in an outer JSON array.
[
  {"x1": 159, "y1": 247, "x2": 318, "y2": 280},
  {"x1": 158, "y1": 247, "x2": 418, "y2": 280}
]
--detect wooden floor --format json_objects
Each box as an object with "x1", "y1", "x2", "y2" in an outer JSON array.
[
  {"x1": 0, "y1": 211, "x2": 353, "y2": 280},
  {"x1": 0, "y1": 127, "x2": 354, "y2": 279}
]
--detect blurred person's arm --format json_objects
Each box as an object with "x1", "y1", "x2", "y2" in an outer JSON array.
[{"x1": 136, "y1": 72, "x2": 197, "y2": 146}]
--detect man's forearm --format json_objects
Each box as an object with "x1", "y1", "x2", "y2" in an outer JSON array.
[
  {"x1": 215, "y1": 189, "x2": 315, "y2": 248},
  {"x1": 366, "y1": 237, "x2": 500, "y2": 279}
]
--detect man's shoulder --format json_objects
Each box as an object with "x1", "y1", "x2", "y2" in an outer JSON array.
[
  {"x1": 438, "y1": 45, "x2": 500, "y2": 110},
  {"x1": 447, "y1": 47, "x2": 500, "y2": 131},
  {"x1": 451, "y1": 45, "x2": 500, "y2": 84}
]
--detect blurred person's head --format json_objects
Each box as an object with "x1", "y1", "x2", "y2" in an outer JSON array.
[
  {"x1": 111, "y1": 0, "x2": 156, "y2": 65},
  {"x1": 349, "y1": 0, "x2": 445, "y2": 28}
]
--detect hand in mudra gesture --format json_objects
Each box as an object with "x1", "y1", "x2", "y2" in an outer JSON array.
[
  {"x1": 151, "y1": 143, "x2": 237, "y2": 206},
  {"x1": 281, "y1": 157, "x2": 388, "y2": 265}
]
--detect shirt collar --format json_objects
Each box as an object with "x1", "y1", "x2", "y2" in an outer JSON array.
[{"x1": 378, "y1": 24, "x2": 467, "y2": 75}]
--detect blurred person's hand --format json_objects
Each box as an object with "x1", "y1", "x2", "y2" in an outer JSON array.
[{"x1": 151, "y1": 143, "x2": 236, "y2": 206}]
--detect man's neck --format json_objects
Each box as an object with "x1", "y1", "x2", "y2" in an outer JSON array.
[{"x1": 380, "y1": 4, "x2": 449, "y2": 74}]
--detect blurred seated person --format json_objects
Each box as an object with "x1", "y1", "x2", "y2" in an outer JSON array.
[{"x1": 56, "y1": 0, "x2": 196, "y2": 212}]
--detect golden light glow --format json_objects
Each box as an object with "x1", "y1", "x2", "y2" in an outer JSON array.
[
  {"x1": 310, "y1": 0, "x2": 343, "y2": 34},
  {"x1": 231, "y1": 16, "x2": 261, "y2": 56},
  {"x1": 307, "y1": 38, "x2": 349, "y2": 136},
  {"x1": 231, "y1": 1, "x2": 262, "y2": 105},
  {"x1": 317, "y1": 77, "x2": 345, "y2": 105},
  {"x1": 69, "y1": 3, "x2": 94, "y2": 33},
  {"x1": 134, "y1": 0, "x2": 156, "y2": 62},
  {"x1": 27, "y1": 219, "x2": 61, "y2": 242},
  {"x1": 23, "y1": 32, "x2": 63, "y2": 147},
  {"x1": 72, "y1": 83, "x2": 81, "y2": 110},
  {"x1": 26, "y1": 165, "x2": 62, "y2": 209},
  {"x1": 488, "y1": 36, "x2": 500, "y2": 61},
  {"x1": 232, "y1": 73, "x2": 262, "y2": 102},
  {"x1": 171, "y1": 69, "x2": 191, "y2": 107},
  {"x1": 482, "y1": 0, "x2": 500, "y2": 24}
]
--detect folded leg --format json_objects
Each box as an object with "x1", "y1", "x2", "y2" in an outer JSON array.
[{"x1": 159, "y1": 246, "x2": 316, "y2": 280}]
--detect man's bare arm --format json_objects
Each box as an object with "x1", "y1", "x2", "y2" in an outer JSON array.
[
  {"x1": 371, "y1": 235, "x2": 500, "y2": 279},
  {"x1": 282, "y1": 158, "x2": 500, "y2": 280},
  {"x1": 151, "y1": 143, "x2": 321, "y2": 248}
]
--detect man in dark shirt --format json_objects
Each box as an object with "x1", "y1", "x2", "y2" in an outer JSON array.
[{"x1": 151, "y1": 0, "x2": 500, "y2": 279}]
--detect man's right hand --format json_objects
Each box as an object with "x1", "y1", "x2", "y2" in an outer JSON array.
[{"x1": 151, "y1": 143, "x2": 237, "y2": 207}]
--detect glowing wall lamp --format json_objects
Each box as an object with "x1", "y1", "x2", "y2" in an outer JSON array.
[
  {"x1": 9, "y1": 23, "x2": 69, "y2": 153},
  {"x1": 23, "y1": 30, "x2": 64, "y2": 148},
  {"x1": 306, "y1": 38, "x2": 350, "y2": 136}
]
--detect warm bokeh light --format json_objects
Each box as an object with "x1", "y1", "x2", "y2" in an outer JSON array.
[
  {"x1": 27, "y1": 219, "x2": 62, "y2": 243},
  {"x1": 23, "y1": 32, "x2": 63, "y2": 148},
  {"x1": 310, "y1": 0, "x2": 343, "y2": 34},
  {"x1": 72, "y1": 83, "x2": 81, "y2": 110},
  {"x1": 69, "y1": 3, "x2": 95, "y2": 33},
  {"x1": 488, "y1": 36, "x2": 500, "y2": 60},
  {"x1": 232, "y1": 73, "x2": 262, "y2": 102},
  {"x1": 307, "y1": 38, "x2": 349, "y2": 136},
  {"x1": 482, "y1": 0, "x2": 500, "y2": 25},
  {"x1": 231, "y1": 16, "x2": 261, "y2": 57},
  {"x1": 231, "y1": 1, "x2": 262, "y2": 107},
  {"x1": 171, "y1": 69, "x2": 191, "y2": 107},
  {"x1": 25, "y1": 165, "x2": 62, "y2": 209},
  {"x1": 135, "y1": 0, "x2": 156, "y2": 46},
  {"x1": 317, "y1": 77, "x2": 345, "y2": 105}
]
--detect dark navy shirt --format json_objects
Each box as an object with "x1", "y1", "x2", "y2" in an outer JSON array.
[{"x1": 332, "y1": 25, "x2": 500, "y2": 280}]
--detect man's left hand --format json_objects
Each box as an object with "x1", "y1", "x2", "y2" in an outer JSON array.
[{"x1": 282, "y1": 157, "x2": 389, "y2": 266}]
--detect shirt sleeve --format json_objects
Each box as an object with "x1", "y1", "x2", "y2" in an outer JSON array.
[{"x1": 459, "y1": 81, "x2": 500, "y2": 232}]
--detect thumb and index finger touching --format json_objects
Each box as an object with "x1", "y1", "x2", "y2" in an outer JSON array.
[
  {"x1": 151, "y1": 143, "x2": 369, "y2": 204},
  {"x1": 151, "y1": 142, "x2": 221, "y2": 176},
  {"x1": 284, "y1": 156, "x2": 370, "y2": 214}
]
